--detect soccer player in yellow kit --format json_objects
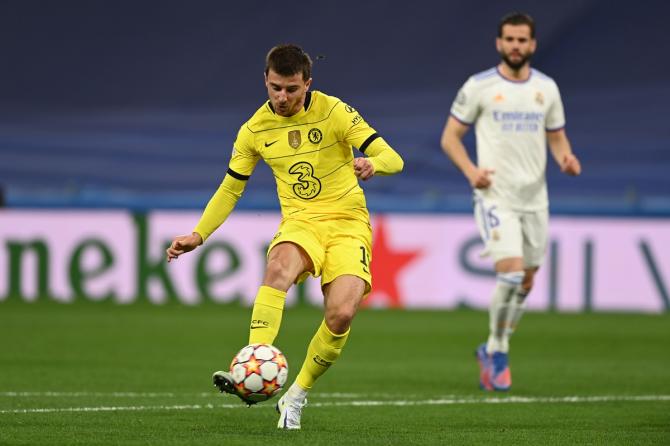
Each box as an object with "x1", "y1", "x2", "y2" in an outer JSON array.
[{"x1": 166, "y1": 44, "x2": 403, "y2": 429}]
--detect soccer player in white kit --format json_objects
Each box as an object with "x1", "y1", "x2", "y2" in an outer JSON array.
[{"x1": 441, "y1": 12, "x2": 581, "y2": 391}]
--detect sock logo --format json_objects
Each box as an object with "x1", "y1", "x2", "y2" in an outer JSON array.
[
  {"x1": 250, "y1": 319, "x2": 269, "y2": 329},
  {"x1": 312, "y1": 354, "x2": 332, "y2": 367}
]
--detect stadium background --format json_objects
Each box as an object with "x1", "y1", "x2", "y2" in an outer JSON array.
[{"x1": 1, "y1": 0, "x2": 668, "y2": 312}]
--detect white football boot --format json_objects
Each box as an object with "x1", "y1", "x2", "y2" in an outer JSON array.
[{"x1": 276, "y1": 393, "x2": 307, "y2": 430}]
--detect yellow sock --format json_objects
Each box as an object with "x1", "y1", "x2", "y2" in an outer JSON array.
[
  {"x1": 248, "y1": 286, "x2": 286, "y2": 345},
  {"x1": 296, "y1": 319, "x2": 350, "y2": 390}
]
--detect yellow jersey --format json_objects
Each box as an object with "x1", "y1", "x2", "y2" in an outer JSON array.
[{"x1": 194, "y1": 90, "x2": 403, "y2": 240}]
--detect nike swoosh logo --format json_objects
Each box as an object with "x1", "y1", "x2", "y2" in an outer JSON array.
[
  {"x1": 264, "y1": 140, "x2": 278, "y2": 147},
  {"x1": 250, "y1": 326, "x2": 268, "y2": 330}
]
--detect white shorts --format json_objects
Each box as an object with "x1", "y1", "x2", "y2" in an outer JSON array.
[{"x1": 473, "y1": 194, "x2": 548, "y2": 267}]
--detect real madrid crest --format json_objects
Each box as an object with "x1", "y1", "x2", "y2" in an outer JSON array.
[
  {"x1": 535, "y1": 91, "x2": 544, "y2": 105},
  {"x1": 288, "y1": 130, "x2": 301, "y2": 149}
]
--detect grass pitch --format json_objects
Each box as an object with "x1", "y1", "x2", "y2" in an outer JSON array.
[{"x1": 1, "y1": 299, "x2": 669, "y2": 445}]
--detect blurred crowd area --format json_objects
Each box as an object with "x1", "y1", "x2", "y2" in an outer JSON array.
[{"x1": 1, "y1": 0, "x2": 668, "y2": 215}]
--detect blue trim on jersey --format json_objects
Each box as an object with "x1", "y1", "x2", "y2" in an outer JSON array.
[
  {"x1": 496, "y1": 66, "x2": 532, "y2": 84},
  {"x1": 546, "y1": 125, "x2": 565, "y2": 132},
  {"x1": 450, "y1": 112, "x2": 473, "y2": 126},
  {"x1": 474, "y1": 195, "x2": 490, "y2": 241}
]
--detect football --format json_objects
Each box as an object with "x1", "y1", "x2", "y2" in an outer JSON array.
[{"x1": 230, "y1": 343, "x2": 289, "y2": 403}]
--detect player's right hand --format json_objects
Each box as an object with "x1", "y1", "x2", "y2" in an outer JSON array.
[
  {"x1": 468, "y1": 167, "x2": 494, "y2": 189},
  {"x1": 166, "y1": 233, "x2": 203, "y2": 262},
  {"x1": 560, "y1": 153, "x2": 582, "y2": 176}
]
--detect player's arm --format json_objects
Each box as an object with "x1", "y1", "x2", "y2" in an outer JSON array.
[
  {"x1": 441, "y1": 116, "x2": 493, "y2": 188},
  {"x1": 340, "y1": 104, "x2": 403, "y2": 181},
  {"x1": 547, "y1": 129, "x2": 581, "y2": 176},
  {"x1": 167, "y1": 126, "x2": 259, "y2": 262},
  {"x1": 353, "y1": 134, "x2": 404, "y2": 181},
  {"x1": 166, "y1": 171, "x2": 249, "y2": 262}
]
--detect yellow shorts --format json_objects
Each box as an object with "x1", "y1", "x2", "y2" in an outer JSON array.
[{"x1": 267, "y1": 217, "x2": 372, "y2": 294}]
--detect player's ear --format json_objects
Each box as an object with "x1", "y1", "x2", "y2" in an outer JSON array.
[
  {"x1": 305, "y1": 77, "x2": 313, "y2": 91},
  {"x1": 495, "y1": 37, "x2": 502, "y2": 52},
  {"x1": 530, "y1": 38, "x2": 537, "y2": 53}
]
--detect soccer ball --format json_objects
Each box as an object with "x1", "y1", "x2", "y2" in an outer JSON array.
[{"x1": 230, "y1": 343, "x2": 289, "y2": 403}]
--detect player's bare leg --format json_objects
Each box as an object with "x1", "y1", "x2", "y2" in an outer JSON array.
[{"x1": 277, "y1": 275, "x2": 365, "y2": 429}]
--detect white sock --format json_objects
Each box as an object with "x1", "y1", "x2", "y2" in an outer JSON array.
[
  {"x1": 285, "y1": 382, "x2": 308, "y2": 402},
  {"x1": 486, "y1": 271, "x2": 524, "y2": 354},
  {"x1": 505, "y1": 286, "x2": 529, "y2": 341}
]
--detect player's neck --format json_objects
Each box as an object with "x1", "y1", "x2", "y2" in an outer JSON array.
[{"x1": 497, "y1": 63, "x2": 531, "y2": 82}]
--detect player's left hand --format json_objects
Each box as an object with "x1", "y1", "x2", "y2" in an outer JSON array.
[
  {"x1": 354, "y1": 157, "x2": 375, "y2": 181},
  {"x1": 561, "y1": 153, "x2": 582, "y2": 176}
]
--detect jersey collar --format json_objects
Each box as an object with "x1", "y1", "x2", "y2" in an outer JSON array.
[
  {"x1": 496, "y1": 66, "x2": 532, "y2": 83},
  {"x1": 267, "y1": 91, "x2": 312, "y2": 115}
]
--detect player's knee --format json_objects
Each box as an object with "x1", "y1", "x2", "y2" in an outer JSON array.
[
  {"x1": 325, "y1": 307, "x2": 356, "y2": 334},
  {"x1": 521, "y1": 283, "x2": 533, "y2": 295},
  {"x1": 263, "y1": 258, "x2": 298, "y2": 290},
  {"x1": 522, "y1": 271, "x2": 536, "y2": 292}
]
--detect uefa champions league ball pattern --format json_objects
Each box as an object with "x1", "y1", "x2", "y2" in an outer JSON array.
[{"x1": 230, "y1": 343, "x2": 288, "y2": 403}]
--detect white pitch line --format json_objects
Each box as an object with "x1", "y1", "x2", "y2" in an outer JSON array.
[
  {"x1": 0, "y1": 391, "x2": 210, "y2": 398},
  {"x1": 0, "y1": 391, "x2": 374, "y2": 399},
  {"x1": 1, "y1": 395, "x2": 669, "y2": 415},
  {"x1": 309, "y1": 395, "x2": 670, "y2": 406},
  {"x1": 2, "y1": 403, "x2": 243, "y2": 414}
]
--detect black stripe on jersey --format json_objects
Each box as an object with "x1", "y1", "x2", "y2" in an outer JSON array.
[
  {"x1": 359, "y1": 133, "x2": 380, "y2": 153},
  {"x1": 303, "y1": 91, "x2": 312, "y2": 110},
  {"x1": 227, "y1": 168, "x2": 250, "y2": 181}
]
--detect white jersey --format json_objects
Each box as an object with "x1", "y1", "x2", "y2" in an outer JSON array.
[{"x1": 450, "y1": 67, "x2": 565, "y2": 211}]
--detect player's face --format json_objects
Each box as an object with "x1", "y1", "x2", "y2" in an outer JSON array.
[
  {"x1": 496, "y1": 24, "x2": 536, "y2": 70},
  {"x1": 265, "y1": 69, "x2": 312, "y2": 117}
]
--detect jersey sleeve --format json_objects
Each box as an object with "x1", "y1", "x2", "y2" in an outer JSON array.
[
  {"x1": 332, "y1": 101, "x2": 378, "y2": 148},
  {"x1": 450, "y1": 77, "x2": 481, "y2": 125},
  {"x1": 545, "y1": 81, "x2": 566, "y2": 131},
  {"x1": 228, "y1": 124, "x2": 261, "y2": 178},
  {"x1": 192, "y1": 174, "x2": 246, "y2": 241},
  {"x1": 362, "y1": 137, "x2": 404, "y2": 175},
  {"x1": 333, "y1": 101, "x2": 404, "y2": 176}
]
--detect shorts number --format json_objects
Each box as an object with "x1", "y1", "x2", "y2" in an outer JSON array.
[
  {"x1": 359, "y1": 246, "x2": 370, "y2": 274},
  {"x1": 487, "y1": 206, "x2": 500, "y2": 228}
]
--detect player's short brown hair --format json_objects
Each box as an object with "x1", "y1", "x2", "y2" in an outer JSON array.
[
  {"x1": 265, "y1": 44, "x2": 312, "y2": 81},
  {"x1": 498, "y1": 12, "x2": 535, "y2": 38}
]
